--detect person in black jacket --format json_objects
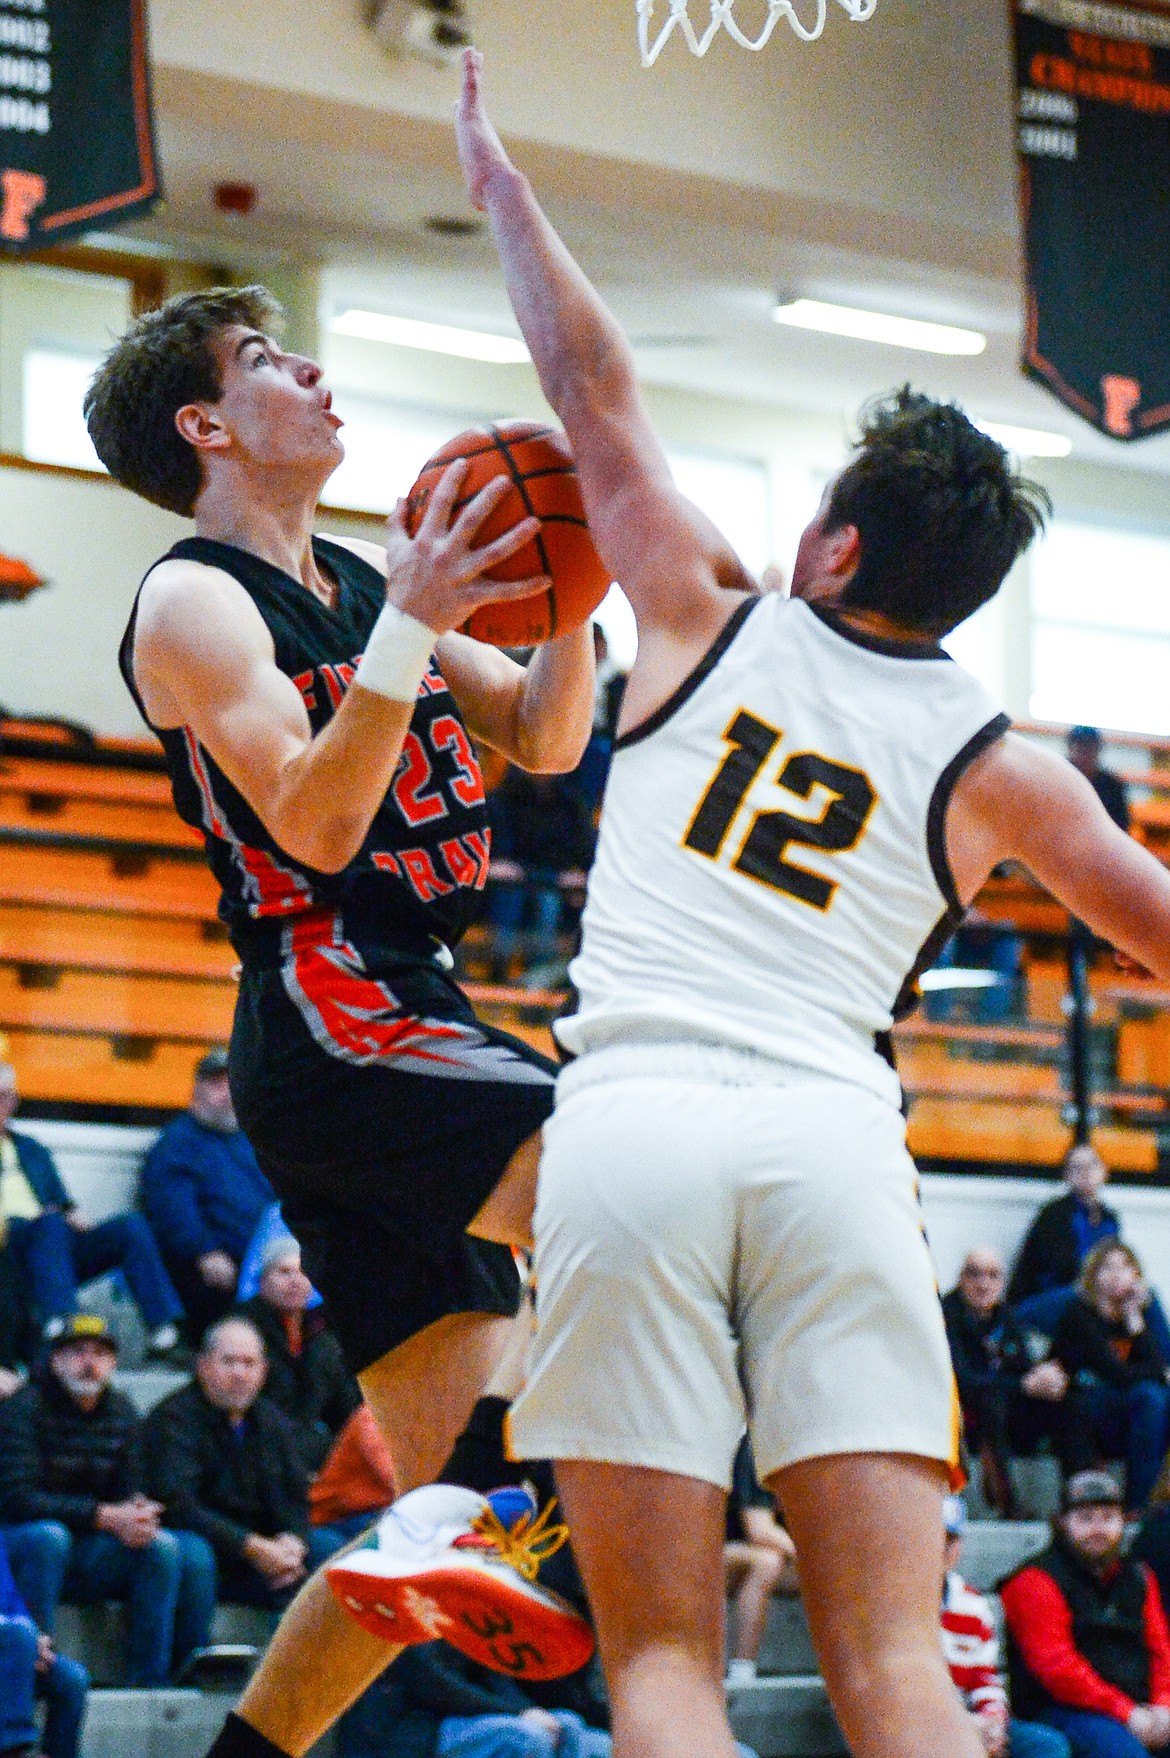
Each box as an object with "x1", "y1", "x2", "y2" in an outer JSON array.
[
  {"x1": 145, "y1": 1315, "x2": 344, "y2": 1609},
  {"x1": 1052, "y1": 1243, "x2": 1170, "y2": 1513},
  {"x1": 235, "y1": 1236, "x2": 360, "y2": 1473},
  {"x1": 0, "y1": 1314, "x2": 213, "y2": 1684},
  {"x1": 1067, "y1": 729, "x2": 1131, "y2": 834},
  {"x1": 1008, "y1": 1147, "x2": 1122, "y2": 1320},
  {"x1": 943, "y1": 1247, "x2": 1075, "y2": 1510}
]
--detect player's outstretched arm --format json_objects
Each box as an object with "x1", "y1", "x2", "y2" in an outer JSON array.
[
  {"x1": 134, "y1": 465, "x2": 548, "y2": 873},
  {"x1": 950, "y1": 735, "x2": 1170, "y2": 982},
  {"x1": 456, "y1": 50, "x2": 753, "y2": 638}
]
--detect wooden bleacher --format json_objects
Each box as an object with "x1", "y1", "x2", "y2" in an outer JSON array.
[
  {"x1": 0, "y1": 718, "x2": 562, "y2": 1111},
  {"x1": 1, "y1": 715, "x2": 1168, "y2": 1174}
]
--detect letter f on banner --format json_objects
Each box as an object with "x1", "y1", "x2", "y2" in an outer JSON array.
[
  {"x1": 0, "y1": 169, "x2": 46, "y2": 242},
  {"x1": 1102, "y1": 374, "x2": 1142, "y2": 438}
]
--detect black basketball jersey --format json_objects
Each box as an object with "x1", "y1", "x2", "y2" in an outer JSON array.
[{"x1": 119, "y1": 535, "x2": 492, "y2": 965}]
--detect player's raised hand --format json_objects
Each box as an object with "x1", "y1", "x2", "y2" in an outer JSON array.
[
  {"x1": 383, "y1": 459, "x2": 550, "y2": 635},
  {"x1": 456, "y1": 48, "x2": 516, "y2": 212}
]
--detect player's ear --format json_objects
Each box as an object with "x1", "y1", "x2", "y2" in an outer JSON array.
[
  {"x1": 174, "y1": 403, "x2": 231, "y2": 453},
  {"x1": 825, "y1": 522, "x2": 860, "y2": 580}
]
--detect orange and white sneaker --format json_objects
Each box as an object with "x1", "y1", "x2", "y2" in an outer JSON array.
[{"x1": 325, "y1": 1483, "x2": 594, "y2": 1681}]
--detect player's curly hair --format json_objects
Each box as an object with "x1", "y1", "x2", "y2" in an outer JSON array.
[
  {"x1": 83, "y1": 285, "x2": 284, "y2": 519},
  {"x1": 825, "y1": 388, "x2": 1051, "y2": 637}
]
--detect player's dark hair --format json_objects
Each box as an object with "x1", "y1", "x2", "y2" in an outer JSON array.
[
  {"x1": 83, "y1": 285, "x2": 284, "y2": 519},
  {"x1": 825, "y1": 388, "x2": 1051, "y2": 637}
]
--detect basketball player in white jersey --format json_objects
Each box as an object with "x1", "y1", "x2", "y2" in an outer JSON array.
[{"x1": 456, "y1": 52, "x2": 1170, "y2": 1758}]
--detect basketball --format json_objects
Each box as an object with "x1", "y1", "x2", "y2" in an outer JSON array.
[{"x1": 404, "y1": 420, "x2": 611, "y2": 647}]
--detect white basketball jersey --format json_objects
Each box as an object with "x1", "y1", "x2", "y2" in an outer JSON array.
[{"x1": 557, "y1": 594, "x2": 1009, "y2": 1101}]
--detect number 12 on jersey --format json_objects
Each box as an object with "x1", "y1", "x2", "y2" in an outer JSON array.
[{"x1": 683, "y1": 709, "x2": 877, "y2": 911}]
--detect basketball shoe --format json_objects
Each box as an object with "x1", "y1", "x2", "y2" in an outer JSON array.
[{"x1": 325, "y1": 1482, "x2": 594, "y2": 1679}]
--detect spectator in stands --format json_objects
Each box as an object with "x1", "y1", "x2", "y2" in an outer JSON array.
[
  {"x1": 336, "y1": 1641, "x2": 614, "y2": 1758},
  {"x1": 943, "y1": 1247, "x2": 1074, "y2": 1516},
  {"x1": 0, "y1": 1529, "x2": 88, "y2": 1758},
  {"x1": 0, "y1": 1314, "x2": 213, "y2": 1685},
  {"x1": 1067, "y1": 728, "x2": 1131, "y2": 834},
  {"x1": 940, "y1": 1496, "x2": 1070, "y2": 1758},
  {"x1": 140, "y1": 1050, "x2": 275, "y2": 1344},
  {"x1": 145, "y1": 1316, "x2": 341, "y2": 1610},
  {"x1": 308, "y1": 1403, "x2": 396, "y2": 1544},
  {"x1": 486, "y1": 767, "x2": 597, "y2": 981},
  {"x1": 1052, "y1": 1242, "x2": 1170, "y2": 1514},
  {"x1": 1008, "y1": 1146, "x2": 1122, "y2": 1322},
  {"x1": 1000, "y1": 1470, "x2": 1170, "y2": 1757},
  {"x1": 724, "y1": 1437, "x2": 798, "y2": 1688},
  {"x1": 234, "y1": 1235, "x2": 360, "y2": 1473},
  {"x1": 0, "y1": 1062, "x2": 184, "y2": 1357}
]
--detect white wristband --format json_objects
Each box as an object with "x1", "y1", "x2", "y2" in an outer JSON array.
[{"x1": 354, "y1": 602, "x2": 438, "y2": 703}]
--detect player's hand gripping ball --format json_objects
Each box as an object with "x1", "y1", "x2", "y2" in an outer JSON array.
[{"x1": 406, "y1": 421, "x2": 612, "y2": 647}]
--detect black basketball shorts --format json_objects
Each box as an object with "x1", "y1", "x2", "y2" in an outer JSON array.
[{"x1": 228, "y1": 935, "x2": 556, "y2": 1375}]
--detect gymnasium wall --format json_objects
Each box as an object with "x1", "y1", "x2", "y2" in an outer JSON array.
[{"x1": 15, "y1": 1116, "x2": 1170, "y2": 1319}]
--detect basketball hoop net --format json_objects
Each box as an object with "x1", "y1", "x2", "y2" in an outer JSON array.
[{"x1": 636, "y1": 0, "x2": 877, "y2": 65}]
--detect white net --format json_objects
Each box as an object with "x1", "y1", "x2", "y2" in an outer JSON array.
[{"x1": 636, "y1": 0, "x2": 877, "y2": 65}]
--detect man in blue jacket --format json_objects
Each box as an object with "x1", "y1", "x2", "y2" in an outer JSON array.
[
  {"x1": 140, "y1": 1050, "x2": 275, "y2": 1346},
  {"x1": 0, "y1": 1528, "x2": 88, "y2": 1758},
  {"x1": 0, "y1": 1063, "x2": 183, "y2": 1357}
]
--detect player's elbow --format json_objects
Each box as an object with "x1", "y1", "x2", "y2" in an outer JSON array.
[
  {"x1": 273, "y1": 811, "x2": 366, "y2": 875},
  {"x1": 513, "y1": 719, "x2": 592, "y2": 776}
]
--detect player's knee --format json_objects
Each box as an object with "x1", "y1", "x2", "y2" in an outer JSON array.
[
  {"x1": 821, "y1": 1625, "x2": 951, "y2": 1710},
  {"x1": 751, "y1": 1546, "x2": 787, "y2": 1593}
]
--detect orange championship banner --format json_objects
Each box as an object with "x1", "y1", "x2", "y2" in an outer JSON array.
[
  {"x1": 1013, "y1": 0, "x2": 1170, "y2": 438},
  {"x1": 0, "y1": 0, "x2": 159, "y2": 250}
]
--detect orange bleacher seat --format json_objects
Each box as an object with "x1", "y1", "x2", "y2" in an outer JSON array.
[
  {"x1": 0, "y1": 785, "x2": 201, "y2": 851},
  {"x1": 1118, "y1": 1016, "x2": 1170, "y2": 1090},
  {"x1": 906, "y1": 1097, "x2": 1158, "y2": 1173},
  {"x1": 0, "y1": 841, "x2": 218, "y2": 921},
  {"x1": 0, "y1": 965, "x2": 234, "y2": 1044},
  {"x1": 2, "y1": 1027, "x2": 214, "y2": 1111},
  {"x1": 0, "y1": 904, "x2": 235, "y2": 982},
  {"x1": 896, "y1": 1042, "x2": 1060, "y2": 1099}
]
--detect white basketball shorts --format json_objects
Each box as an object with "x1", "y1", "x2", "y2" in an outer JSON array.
[{"x1": 509, "y1": 1042, "x2": 959, "y2": 1490}]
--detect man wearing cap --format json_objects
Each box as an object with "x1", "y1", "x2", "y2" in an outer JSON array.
[
  {"x1": 941, "y1": 1496, "x2": 1070, "y2": 1758},
  {"x1": 1000, "y1": 1472, "x2": 1170, "y2": 1756},
  {"x1": 140, "y1": 1051, "x2": 275, "y2": 1344},
  {"x1": 235, "y1": 1236, "x2": 360, "y2": 1473},
  {"x1": 0, "y1": 1314, "x2": 214, "y2": 1685},
  {"x1": 0, "y1": 1062, "x2": 184, "y2": 1359}
]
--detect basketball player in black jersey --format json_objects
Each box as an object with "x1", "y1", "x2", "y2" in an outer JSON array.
[{"x1": 83, "y1": 287, "x2": 598, "y2": 1758}]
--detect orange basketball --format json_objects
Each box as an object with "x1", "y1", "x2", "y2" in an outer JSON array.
[{"x1": 405, "y1": 420, "x2": 611, "y2": 647}]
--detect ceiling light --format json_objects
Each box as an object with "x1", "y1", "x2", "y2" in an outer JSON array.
[
  {"x1": 331, "y1": 309, "x2": 529, "y2": 365},
  {"x1": 974, "y1": 418, "x2": 1072, "y2": 459},
  {"x1": 772, "y1": 298, "x2": 986, "y2": 356}
]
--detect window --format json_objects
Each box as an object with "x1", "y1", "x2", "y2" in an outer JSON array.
[
  {"x1": 22, "y1": 348, "x2": 106, "y2": 471},
  {"x1": 1030, "y1": 521, "x2": 1170, "y2": 734}
]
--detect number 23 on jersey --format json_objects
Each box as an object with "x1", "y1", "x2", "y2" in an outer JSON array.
[{"x1": 683, "y1": 709, "x2": 878, "y2": 911}]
